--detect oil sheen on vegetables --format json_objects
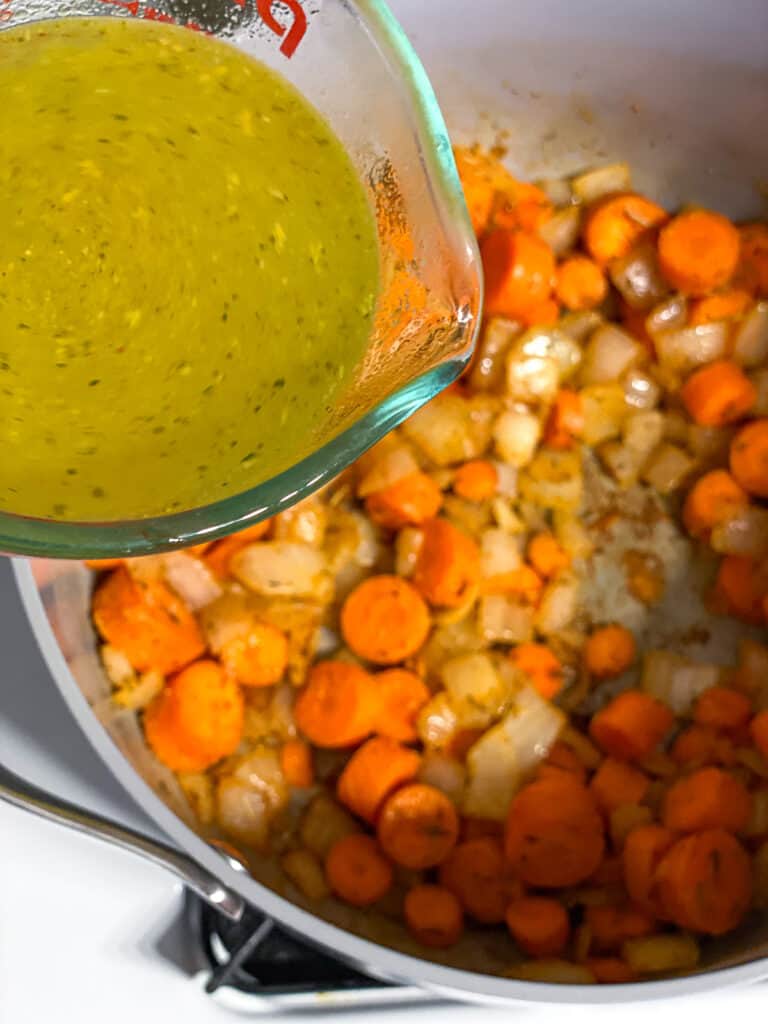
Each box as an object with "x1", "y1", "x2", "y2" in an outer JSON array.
[{"x1": 0, "y1": 18, "x2": 379, "y2": 521}]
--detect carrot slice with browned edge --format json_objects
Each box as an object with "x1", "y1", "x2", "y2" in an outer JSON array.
[
  {"x1": 543, "y1": 389, "x2": 584, "y2": 449},
  {"x1": 735, "y1": 222, "x2": 768, "y2": 296},
  {"x1": 671, "y1": 724, "x2": 735, "y2": 768},
  {"x1": 662, "y1": 766, "x2": 751, "y2": 834},
  {"x1": 219, "y1": 622, "x2": 288, "y2": 687},
  {"x1": 92, "y1": 565, "x2": 205, "y2": 675},
  {"x1": 536, "y1": 741, "x2": 588, "y2": 784},
  {"x1": 622, "y1": 824, "x2": 675, "y2": 915},
  {"x1": 510, "y1": 643, "x2": 564, "y2": 700},
  {"x1": 682, "y1": 469, "x2": 749, "y2": 541},
  {"x1": 714, "y1": 555, "x2": 767, "y2": 624},
  {"x1": 730, "y1": 418, "x2": 768, "y2": 498},
  {"x1": 325, "y1": 834, "x2": 393, "y2": 907},
  {"x1": 280, "y1": 739, "x2": 314, "y2": 788},
  {"x1": 555, "y1": 255, "x2": 607, "y2": 311},
  {"x1": 654, "y1": 828, "x2": 752, "y2": 935},
  {"x1": 377, "y1": 783, "x2": 459, "y2": 869},
  {"x1": 527, "y1": 532, "x2": 570, "y2": 578},
  {"x1": 505, "y1": 897, "x2": 570, "y2": 957},
  {"x1": 144, "y1": 659, "x2": 244, "y2": 773},
  {"x1": 439, "y1": 836, "x2": 522, "y2": 924},
  {"x1": 404, "y1": 884, "x2": 464, "y2": 948},
  {"x1": 589, "y1": 758, "x2": 649, "y2": 814},
  {"x1": 412, "y1": 517, "x2": 481, "y2": 608},
  {"x1": 584, "y1": 625, "x2": 636, "y2": 679},
  {"x1": 658, "y1": 209, "x2": 741, "y2": 295},
  {"x1": 294, "y1": 660, "x2": 377, "y2": 748},
  {"x1": 341, "y1": 575, "x2": 431, "y2": 664},
  {"x1": 589, "y1": 691, "x2": 673, "y2": 761},
  {"x1": 504, "y1": 775, "x2": 605, "y2": 888},
  {"x1": 372, "y1": 668, "x2": 430, "y2": 743},
  {"x1": 680, "y1": 360, "x2": 756, "y2": 427},
  {"x1": 364, "y1": 471, "x2": 443, "y2": 531},
  {"x1": 693, "y1": 685, "x2": 752, "y2": 731},
  {"x1": 481, "y1": 228, "x2": 556, "y2": 320},
  {"x1": 337, "y1": 736, "x2": 421, "y2": 824},
  {"x1": 453, "y1": 459, "x2": 498, "y2": 502},
  {"x1": 688, "y1": 288, "x2": 752, "y2": 325},
  {"x1": 583, "y1": 193, "x2": 667, "y2": 266},
  {"x1": 585, "y1": 905, "x2": 655, "y2": 952}
]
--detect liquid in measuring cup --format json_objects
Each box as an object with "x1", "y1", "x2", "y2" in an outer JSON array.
[{"x1": 0, "y1": 16, "x2": 379, "y2": 521}]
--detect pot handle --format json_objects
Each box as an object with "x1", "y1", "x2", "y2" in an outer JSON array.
[{"x1": 0, "y1": 759, "x2": 245, "y2": 921}]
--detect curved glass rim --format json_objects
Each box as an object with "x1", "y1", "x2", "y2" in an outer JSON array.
[{"x1": 0, "y1": 0, "x2": 480, "y2": 560}]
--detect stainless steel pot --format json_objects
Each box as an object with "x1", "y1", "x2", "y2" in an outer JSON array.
[{"x1": 14, "y1": 0, "x2": 768, "y2": 1004}]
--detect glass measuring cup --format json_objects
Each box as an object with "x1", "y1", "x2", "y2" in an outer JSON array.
[{"x1": 0, "y1": 0, "x2": 480, "y2": 558}]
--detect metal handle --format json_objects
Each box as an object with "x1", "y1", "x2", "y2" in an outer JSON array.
[{"x1": 0, "y1": 760, "x2": 245, "y2": 921}]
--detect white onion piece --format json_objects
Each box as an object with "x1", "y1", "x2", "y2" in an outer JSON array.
[
  {"x1": 710, "y1": 506, "x2": 768, "y2": 558},
  {"x1": 571, "y1": 162, "x2": 631, "y2": 204},
  {"x1": 732, "y1": 301, "x2": 768, "y2": 368},
  {"x1": 417, "y1": 693, "x2": 460, "y2": 750},
  {"x1": 641, "y1": 443, "x2": 694, "y2": 494},
  {"x1": 514, "y1": 327, "x2": 583, "y2": 383},
  {"x1": 162, "y1": 552, "x2": 222, "y2": 611},
  {"x1": 750, "y1": 368, "x2": 768, "y2": 416},
  {"x1": 623, "y1": 367, "x2": 661, "y2": 410},
  {"x1": 534, "y1": 574, "x2": 578, "y2": 635},
  {"x1": 478, "y1": 595, "x2": 535, "y2": 644},
  {"x1": 394, "y1": 526, "x2": 424, "y2": 577},
  {"x1": 469, "y1": 316, "x2": 522, "y2": 392},
  {"x1": 687, "y1": 423, "x2": 734, "y2": 464},
  {"x1": 493, "y1": 409, "x2": 541, "y2": 468},
  {"x1": 494, "y1": 460, "x2": 518, "y2": 498},
  {"x1": 216, "y1": 778, "x2": 272, "y2": 849},
  {"x1": 641, "y1": 650, "x2": 721, "y2": 715},
  {"x1": 646, "y1": 294, "x2": 688, "y2": 337},
  {"x1": 480, "y1": 527, "x2": 522, "y2": 577},
  {"x1": 200, "y1": 590, "x2": 256, "y2": 652},
  {"x1": 418, "y1": 753, "x2": 467, "y2": 804},
  {"x1": 609, "y1": 240, "x2": 668, "y2": 310},
  {"x1": 356, "y1": 443, "x2": 419, "y2": 497},
  {"x1": 538, "y1": 205, "x2": 581, "y2": 256},
  {"x1": 623, "y1": 410, "x2": 666, "y2": 458},
  {"x1": 232, "y1": 542, "x2": 327, "y2": 598},
  {"x1": 273, "y1": 497, "x2": 327, "y2": 546},
  {"x1": 536, "y1": 177, "x2": 572, "y2": 206},
  {"x1": 299, "y1": 794, "x2": 359, "y2": 859},
  {"x1": 560, "y1": 310, "x2": 604, "y2": 343},
  {"x1": 441, "y1": 652, "x2": 508, "y2": 729},
  {"x1": 654, "y1": 321, "x2": 728, "y2": 373},
  {"x1": 402, "y1": 392, "x2": 493, "y2": 465},
  {"x1": 580, "y1": 384, "x2": 628, "y2": 444},
  {"x1": 100, "y1": 645, "x2": 135, "y2": 688},
  {"x1": 506, "y1": 352, "x2": 560, "y2": 404},
  {"x1": 519, "y1": 450, "x2": 583, "y2": 511},
  {"x1": 580, "y1": 324, "x2": 643, "y2": 386}
]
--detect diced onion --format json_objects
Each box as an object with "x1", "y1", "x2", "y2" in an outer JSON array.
[
  {"x1": 623, "y1": 410, "x2": 665, "y2": 459},
  {"x1": 417, "y1": 692, "x2": 460, "y2": 750},
  {"x1": 580, "y1": 324, "x2": 644, "y2": 386},
  {"x1": 645, "y1": 294, "x2": 688, "y2": 337},
  {"x1": 536, "y1": 177, "x2": 573, "y2": 206},
  {"x1": 571, "y1": 162, "x2": 631, "y2": 203},
  {"x1": 299, "y1": 794, "x2": 359, "y2": 859},
  {"x1": 513, "y1": 327, "x2": 583, "y2": 383},
  {"x1": 402, "y1": 392, "x2": 492, "y2": 465},
  {"x1": 538, "y1": 205, "x2": 582, "y2": 256},
  {"x1": 273, "y1": 497, "x2": 327, "y2": 546},
  {"x1": 480, "y1": 527, "x2": 522, "y2": 577},
  {"x1": 478, "y1": 595, "x2": 535, "y2": 644},
  {"x1": 654, "y1": 321, "x2": 728, "y2": 373},
  {"x1": 200, "y1": 590, "x2": 257, "y2": 653},
  {"x1": 232, "y1": 542, "x2": 327, "y2": 598},
  {"x1": 580, "y1": 384, "x2": 629, "y2": 444},
  {"x1": 100, "y1": 644, "x2": 135, "y2": 688},
  {"x1": 506, "y1": 352, "x2": 560, "y2": 404},
  {"x1": 494, "y1": 460, "x2": 518, "y2": 498},
  {"x1": 162, "y1": 552, "x2": 222, "y2": 611},
  {"x1": 534, "y1": 574, "x2": 578, "y2": 635},
  {"x1": 469, "y1": 317, "x2": 522, "y2": 392},
  {"x1": 418, "y1": 753, "x2": 467, "y2": 804},
  {"x1": 441, "y1": 652, "x2": 509, "y2": 729},
  {"x1": 394, "y1": 526, "x2": 424, "y2": 577},
  {"x1": 731, "y1": 301, "x2": 768, "y2": 368},
  {"x1": 623, "y1": 367, "x2": 661, "y2": 410},
  {"x1": 622, "y1": 935, "x2": 700, "y2": 975},
  {"x1": 519, "y1": 450, "x2": 583, "y2": 511},
  {"x1": 493, "y1": 409, "x2": 542, "y2": 468},
  {"x1": 597, "y1": 440, "x2": 642, "y2": 488},
  {"x1": 560, "y1": 310, "x2": 604, "y2": 343},
  {"x1": 640, "y1": 442, "x2": 694, "y2": 494},
  {"x1": 356, "y1": 443, "x2": 419, "y2": 497},
  {"x1": 609, "y1": 240, "x2": 668, "y2": 310},
  {"x1": 281, "y1": 849, "x2": 329, "y2": 902},
  {"x1": 216, "y1": 778, "x2": 272, "y2": 849},
  {"x1": 641, "y1": 649, "x2": 721, "y2": 715},
  {"x1": 710, "y1": 506, "x2": 768, "y2": 557}
]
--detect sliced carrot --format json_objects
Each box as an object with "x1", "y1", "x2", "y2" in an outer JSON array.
[
  {"x1": 438, "y1": 836, "x2": 522, "y2": 924},
  {"x1": 590, "y1": 854, "x2": 624, "y2": 886},
  {"x1": 341, "y1": 575, "x2": 431, "y2": 664},
  {"x1": 589, "y1": 691, "x2": 674, "y2": 762},
  {"x1": 585, "y1": 905, "x2": 655, "y2": 952},
  {"x1": 510, "y1": 642, "x2": 564, "y2": 700},
  {"x1": 682, "y1": 469, "x2": 749, "y2": 541},
  {"x1": 337, "y1": 736, "x2": 421, "y2": 824},
  {"x1": 537, "y1": 741, "x2": 588, "y2": 784},
  {"x1": 680, "y1": 360, "x2": 756, "y2": 427},
  {"x1": 662, "y1": 766, "x2": 751, "y2": 834},
  {"x1": 688, "y1": 287, "x2": 752, "y2": 325},
  {"x1": 750, "y1": 710, "x2": 768, "y2": 760},
  {"x1": 219, "y1": 622, "x2": 288, "y2": 687},
  {"x1": 654, "y1": 828, "x2": 752, "y2": 934},
  {"x1": 481, "y1": 228, "x2": 556, "y2": 320},
  {"x1": 280, "y1": 739, "x2": 314, "y2": 788},
  {"x1": 453, "y1": 460, "x2": 498, "y2": 502},
  {"x1": 460, "y1": 817, "x2": 504, "y2": 842},
  {"x1": 325, "y1": 834, "x2": 393, "y2": 907},
  {"x1": 671, "y1": 724, "x2": 736, "y2": 768},
  {"x1": 453, "y1": 146, "x2": 497, "y2": 237},
  {"x1": 527, "y1": 532, "x2": 570, "y2": 578},
  {"x1": 735, "y1": 222, "x2": 768, "y2": 297},
  {"x1": 404, "y1": 884, "x2": 463, "y2": 948},
  {"x1": 622, "y1": 824, "x2": 675, "y2": 914},
  {"x1": 714, "y1": 555, "x2": 767, "y2": 624},
  {"x1": 504, "y1": 775, "x2": 605, "y2": 888},
  {"x1": 586, "y1": 958, "x2": 636, "y2": 984},
  {"x1": 373, "y1": 668, "x2": 430, "y2": 743},
  {"x1": 492, "y1": 179, "x2": 553, "y2": 234},
  {"x1": 543, "y1": 389, "x2": 584, "y2": 449},
  {"x1": 85, "y1": 558, "x2": 123, "y2": 570},
  {"x1": 92, "y1": 566, "x2": 205, "y2": 676},
  {"x1": 730, "y1": 418, "x2": 768, "y2": 498},
  {"x1": 521, "y1": 297, "x2": 560, "y2": 327},
  {"x1": 377, "y1": 783, "x2": 459, "y2": 869},
  {"x1": 204, "y1": 521, "x2": 272, "y2": 579},
  {"x1": 555, "y1": 255, "x2": 607, "y2": 311},
  {"x1": 364, "y1": 471, "x2": 443, "y2": 530},
  {"x1": 412, "y1": 517, "x2": 481, "y2": 608},
  {"x1": 658, "y1": 208, "x2": 741, "y2": 296},
  {"x1": 143, "y1": 660, "x2": 244, "y2": 773},
  {"x1": 584, "y1": 625, "x2": 636, "y2": 679},
  {"x1": 693, "y1": 685, "x2": 752, "y2": 731},
  {"x1": 505, "y1": 897, "x2": 570, "y2": 957},
  {"x1": 583, "y1": 193, "x2": 667, "y2": 266},
  {"x1": 294, "y1": 660, "x2": 377, "y2": 748},
  {"x1": 483, "y1": 565, "x2": 544, "y2": 603},
  {"x1": 590, "y1": 758, "x2": 649, "y2": 814}
]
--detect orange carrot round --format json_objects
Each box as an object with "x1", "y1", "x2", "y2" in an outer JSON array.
[
  {"x1": 341, "y1": 575, "x2": 431, "y2": 664},
  {"x1": 92, "y1": 566, "x2": 205, "y2": 675},
  {"x1": 714, "y1": 555, "x2": 767, "y2": 624},
  {"x1": 377, "y1": 783, "x2": 459, "y2": 869},
  {"x1": 555, "y1": 255, "x2": 607, "y2": 311},
  {"x1": 589, "y1": 691, "x2": 673, "y2": 761},
  {"x1": 220, "y1": 622, "x2": 288, "y2": 688},
  {"x1": 537, "y1": 741, "x2": 588, "y2": 784},
  {"x1": 671, "y1": 724, "x2": 736, "y2": 768},
  {"x1": 735, "y1": 222, "x2": 768, "y2": 297},
  {"x1": 453, "y1": 459, "x2": 498, "y2": 502},
  {"x1": 412, "y1": 517, "x2": 481, "y2": 608},
  {"x1": 505, "y1": 897, "x2": 570, "y2": 957},
  {"x1": 585, "y1": 905, "x2": 655, "y2": 952},
  {"x1": 373, "y1": 668, "x2": 430, "y2": 743},
  {"x1": 543, "y1": 388, "x2": 584, "y2": 449},
  {"x1": 730, "y1": 418, "x2": 768, "y2": 498},
  {"x1": 688, "y1": 288, "x2": 752, "y2": 325},
  {"x1": 682, "y1": 469, "x2": 749, "y2": 541},
  {"x1": 693, "y1": 685, "x2": 752, "y2": 732},
  {"x1": 584, "y1": 625, "x2": 636, "y2": 679},
  {"x1": 483, "y1": 565, "x2": 543, "y2": 603},
  {"x1": 654, "y1": 828, "x2": 752, "y2": 935},
  {"x1": 504, "y1": 775, "x2": 605, "y2": 887},
  {"x1": 337, "y1": 736, "x2": 421, "y2": 824},
  {"x1": 622, "y1": 824, "x2": 675, "y2": 914},
  {"x1": 750, "y1": 710, "x2": 768, "y2": 760},
  {"x1": 404, "y1": 884, "x2": 464, "y2": 948},
  {"x1": 662, "y1": 766, "x2": 751, "y2": 834},
  {"x1": 481, "y1": 228, "x2": 556, "y2": 320},
  {"x1": 583, "y1": 193, "x2": 667, "y2": 266},
  {"x1": 438, "y1": 836, "x2": 522, "y2": 924},
  {"x1": 527, "y1": 532, "x2": 570, "y2": 578},
  {"x1": 325, "y1": 834, "x2": 393, "y2": 907},
  {"x1": 586, "y1": 958, "x2": 636, "y2": 984},
  {"x1": 294, "y1": 660, "x2": 377, "y2": 748},
  {"x1": 364, "y1": 471, "x2": 443, "y2": 531},
  {"x1": 510, "y1": 643, "x2": 564, "y2": 700},
  {"x1": 144, "y1": 660, "x2": 244, "y2": 773},
  {"x1": 280, "y1": 739, "x2": 314, "y2": 788},
  {"x1": 658, "y1": 209, "x2": 741, "y2": 295},
  {"x1": 680, "y1": 360, "x2": 756, "y2": 427},
  {"x1": 589, "y1": 758, "x2": 649, "y2": 814}
]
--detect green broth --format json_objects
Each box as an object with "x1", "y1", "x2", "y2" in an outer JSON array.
[{"x1": 0, "y1": 18, "x2": 378, "y2": 521}]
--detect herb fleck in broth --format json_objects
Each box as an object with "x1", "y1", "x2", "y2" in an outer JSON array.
[{"x1": 0, "y1": 17, "x2": 379, "y2": 520}]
